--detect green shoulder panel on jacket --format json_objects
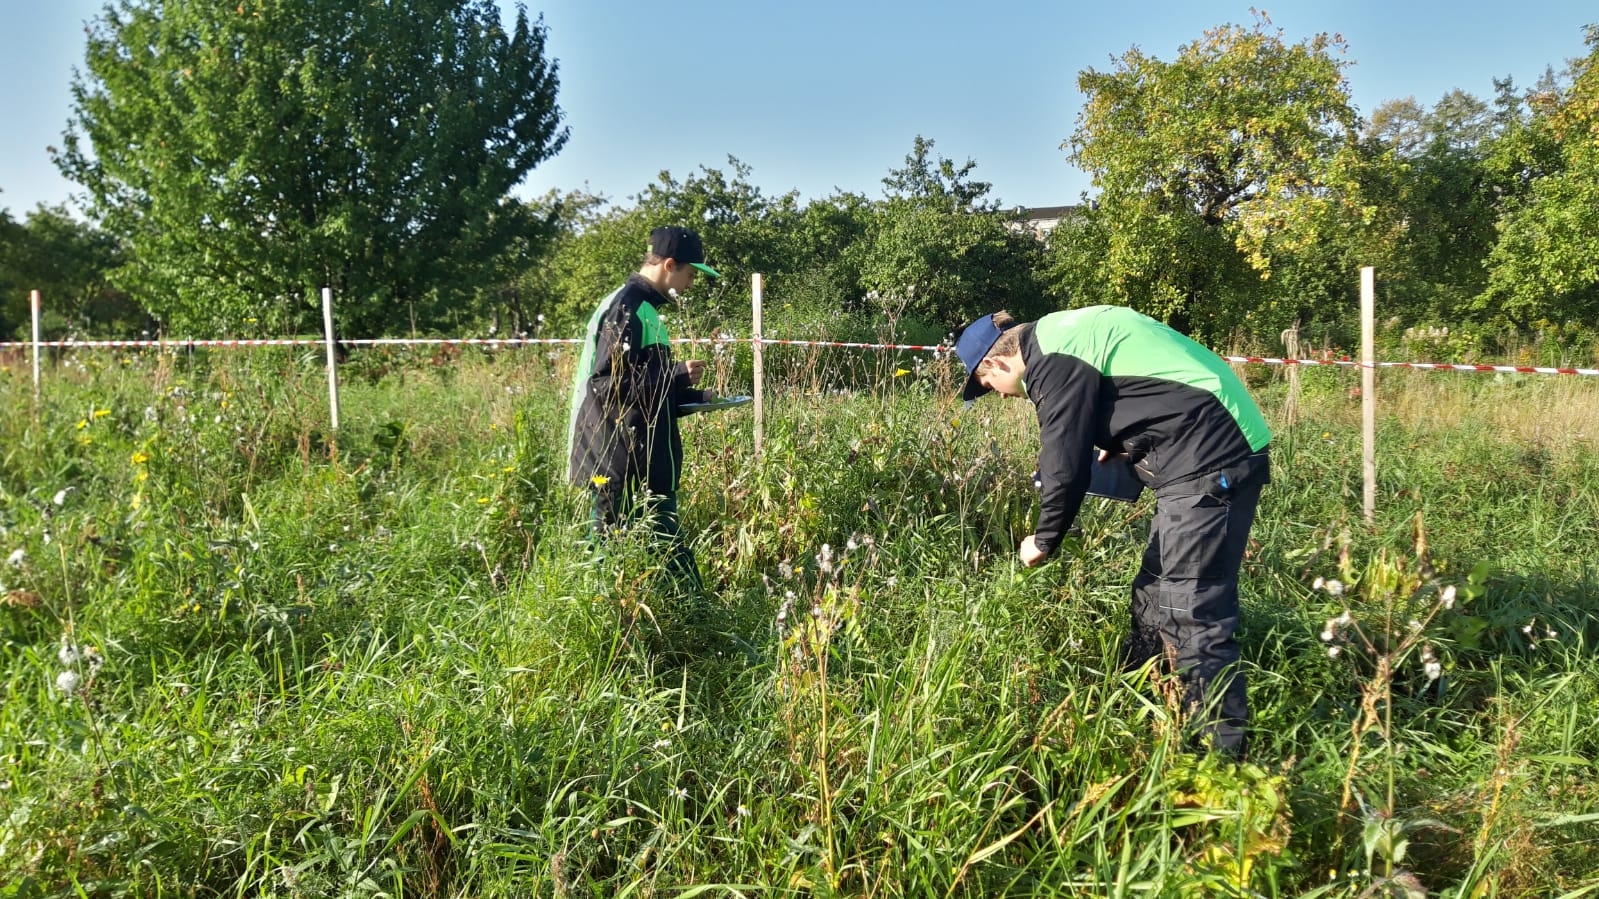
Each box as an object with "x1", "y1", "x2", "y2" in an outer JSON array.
[
  {"x1": 636, "y1": 300, "x2": 669, "y2": 348},
  {"x1": 566, "y1": 284, "x2": 625, "y2": 473},
  {"x1": 1031, "y1": 306, "x2": 1272, "y2": 451}
]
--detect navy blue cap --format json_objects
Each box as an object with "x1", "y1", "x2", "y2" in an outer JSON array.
[{"x1": 953, "y1": 313, "x2": 1009, "y2": 401}]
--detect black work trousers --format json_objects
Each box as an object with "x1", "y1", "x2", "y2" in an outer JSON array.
[
  {"x1": 591, "y1": 487, "x2": 705, "y2": 600},
  {"x1": 1122, "y1": 478, "x2": 1263, "y2": 757}
]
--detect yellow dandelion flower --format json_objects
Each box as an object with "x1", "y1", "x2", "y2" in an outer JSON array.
[
  {"x1": 93, "y1": 408, "x2": 110, "y2": 419},
  {"x1": 477, "y1": 497, "x2": 490, "y2": 505},
  {"x1": 950, "y1": 416, "x2": 961, "y2": 428},
  {"x1": 131, "y1": 451, "x2": 149, "y2": 465},
  {"x1": 76, "y1": 419, "x2": 88, "y2": 430},
  {"x1": 590, "y1": 475, "x2": 609, "y2": 487},
  {"x1": 135, "y1": 470, "x2": 149, "y2": 484},
  {"x1": 894, "y1": 368, "x2": 911, "y2": 377},
  {"x1": 502, "y1": 466, "x2": 516, "y2": 473}
]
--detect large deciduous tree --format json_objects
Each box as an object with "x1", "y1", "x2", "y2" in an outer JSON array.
[
  {"x1": 1481, "y1": 27, "x2": 1599, "y2": 328},
  {"x1": 1058, "y1": 14, "x2": 1365, "y2": 344},
  {"x1": 55, "y1": 0, "x2": 567, "y2": 336}
]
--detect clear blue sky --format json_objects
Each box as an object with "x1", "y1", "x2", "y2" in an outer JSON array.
[{"x1": 2, "y1": 1, "x2": 1594, "y2": 217}]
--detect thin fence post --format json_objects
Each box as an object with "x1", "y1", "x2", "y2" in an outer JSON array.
[
  {"x1": 751, "y1": 273, "x2": 764, "y2": 459},
  {"x1": 1281, "y1": 322, "x2": 1300, "y2": 428},
  {"x1": 30, "y1": 290, "x2": 41, "y2": 402},
  {"x1": 322, "y1": 287, "x2": 340, "y2": 431},
  {"x1": 1361, "y1": 267, "x2": 1376, "y2": 525}
]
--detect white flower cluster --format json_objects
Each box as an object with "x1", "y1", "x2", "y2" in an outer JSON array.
[
  {"x1": 1320, "y1": 610, "x2": 1354, "y2": 658},
  {"x1": 53, "y1": 635, "x2": 103, "y2": 700},
  {"x1": 1311, "y1": 576, "x2": 1346, "y2": 597},
  {"x1": 1420, "y1": 644, "x2": 1442, "y2": 681}
]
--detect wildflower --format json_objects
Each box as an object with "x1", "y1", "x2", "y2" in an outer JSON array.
[
  {"x1": 1324, "y1": 579, "x2": 1345, "y2": 596},
  {"x1": 54, "y1": 670, "x2": 80, "y2": 695},
  {"x1": 652, "y1": 738, "x2": 671, "y2": 750},
  {"x1": 894, "y1": 367, "x2": 911, "y2": 377},
  {"x1": 58, "y1": 638, "x2": 80, "y2": 667},
  {"x1": 7, "y1": 549, "x2": 25, "y2": 567},
  {"x1": 672, "y1": 786, "x2": 688, "y2": 800},
  {"x1": 53, "y1": 488, "x2": 72, "y2": 506},
  {"x1": 1327, "y1": 646, "x2": 1342, "y2": 659},
  {"x1": 590, "y1": 475, "x2": 610, "y2": 487},
  {"x1": 737, "y1": 804, "x2": 750, "y2": 818},
  {"x1": 93, "y1": 408, "x2": 110, "y2": 419},
  {"x1": 131, "y1": 451, "x2": 149, "y2": 465},
  {"x1": 1440, "y1": 585, "x2": 1457, "y2": 609},
  {"x1": 1422, "y1": 645, "x2": 1441, "y2": 681}
]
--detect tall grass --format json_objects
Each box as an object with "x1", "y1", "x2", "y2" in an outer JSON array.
[{"x1": 1, "y1": 347, "x2": 1596, "y2": 897}]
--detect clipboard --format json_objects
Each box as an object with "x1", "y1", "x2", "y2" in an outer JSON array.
[
  {"x1": 1087, "y1": 455, "x2": 1145, "y2": 502},
  {"x1": 680, "y1": 395, "x2": 753, "y2": 413}
]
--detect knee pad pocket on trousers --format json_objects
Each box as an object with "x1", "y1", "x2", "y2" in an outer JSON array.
[{"x1": 1153, "y1": 494, "x2": 1232, "y2": 581}]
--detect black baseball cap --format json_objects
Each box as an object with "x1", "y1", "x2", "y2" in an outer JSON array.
[{"x1": 649, "y1": 226, "x2": 721, "y2": 278}]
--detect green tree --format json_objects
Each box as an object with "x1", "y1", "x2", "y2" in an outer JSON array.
[
  {"x1": 55, "y1": 0, "x2": 566, "y2": 336},
  {"x1": 853, "y1": 136, "x2": 1048, "y2": 330},
  {"x1": 1058, "y1": 13, "x2": 1365, "y2": 343},
  {"x1": 532, "y1": 159, "x2": 820, "y2": 334},
  {"x1": 1481, "y1": 27, "x2": 1599, "y2": 328},
  {"x1": 1357, "y1": 91, "x2": 1503, "y2": 327},
  {"x1": 0, "y1": 205, "x2": 136, "y2": 340}
]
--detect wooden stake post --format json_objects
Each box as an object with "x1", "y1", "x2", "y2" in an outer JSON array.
[
  {"x1": 1361, "y1": 267, "x2": 1376, "y2": 524},
  {"x1": 751, "y1": 273, "x2": 764, "y2": 458}
]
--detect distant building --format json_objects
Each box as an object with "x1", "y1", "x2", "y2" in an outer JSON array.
[{"x1": 1008, "y1": 204, "x2": 1081, "y2": 239}]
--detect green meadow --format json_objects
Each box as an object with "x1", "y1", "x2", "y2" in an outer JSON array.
[{"x1": 2, "y1": 347, "x2": 1597, "y2": 897}]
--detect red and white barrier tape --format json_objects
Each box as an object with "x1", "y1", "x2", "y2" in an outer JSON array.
[
  {"x1": 2, "y1": 336, "x2": 1594, "y2": 376},
  {"x1": 1219, "y1": 355, "x2": 1599, "y2": 377},
  {"x1": 756, "y1": 338, "x2": 947, "y2": 352}
]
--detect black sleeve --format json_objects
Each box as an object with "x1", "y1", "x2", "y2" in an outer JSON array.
[
  {"x1": 586, "y1": 307, "x2": 674, "y2": 427},
  {"x1": 1028, "y1": 352, "x2": 1101, "y2": 556},
  {"x1": 669, "y1": 360, "x2": 714, "y2": 414}
]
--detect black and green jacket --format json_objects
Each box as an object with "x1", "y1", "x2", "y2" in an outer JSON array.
[
  {"x1": 566, "y1": 274, "x2": 712, "y2": 495},
  {"x1": 1022, "y1": 306, "x2": 1272, "y2": 556}
]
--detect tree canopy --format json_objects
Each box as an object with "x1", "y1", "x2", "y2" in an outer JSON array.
[
  {"x1": 55, "y1": 0, "x2": 567, "y2": 336},
  {"x1": 1058, "y1": 13, "x2": 1364, "y2": 342}
]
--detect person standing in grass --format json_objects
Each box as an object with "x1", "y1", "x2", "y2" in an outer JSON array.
[
  {"x1": 953, "y1": 306, "x2": 1271, "y2": 757},
  {"x1": 567, "y1": 226, "x2": 721, "y2": 597}
]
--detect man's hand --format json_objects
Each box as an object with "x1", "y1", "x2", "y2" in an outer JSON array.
[
  {"x1": 683, "y1": 359, "x2": 706, "y2": 385},
  {"x1": 1020, "y1": 535, "x2": 1050, "y2": 567}
]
